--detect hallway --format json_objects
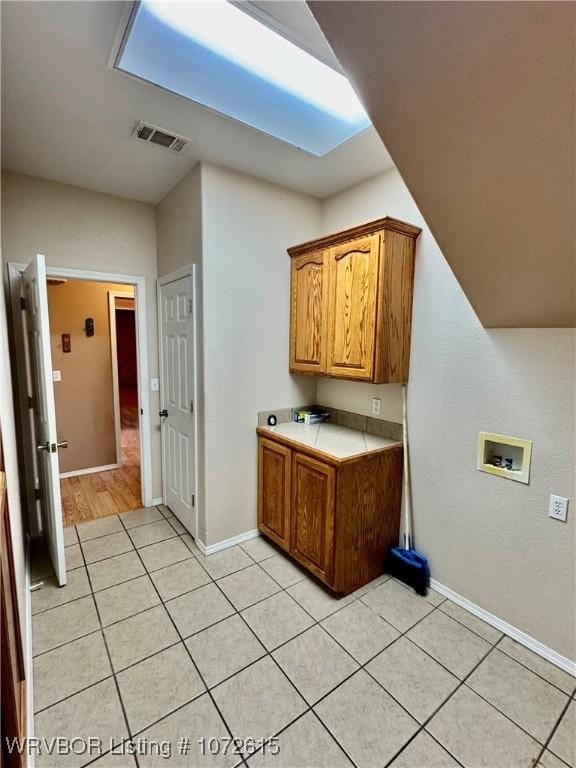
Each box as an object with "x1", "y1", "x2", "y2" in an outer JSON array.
[{"x1": 61, "y1": 387, "x2": 141, "y2": 526}]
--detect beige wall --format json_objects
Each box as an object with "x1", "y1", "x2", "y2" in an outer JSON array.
[
  {"x1": 200, "y1": 163, "x2": 319, "y2": 545},
  {"x1": 48, "y1": 280, "x2": 134, "y2": 473},
  {"x1": 1, "y1": 171, "x2": 162, "y2": 500},
  {"x1": 156, "y1": 164, "x2": 202, "y2": 277},
  {"x1": 319, "y1": 168, "x2": 576, "y2": 660}
]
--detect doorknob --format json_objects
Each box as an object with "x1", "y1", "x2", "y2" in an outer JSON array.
[
  {"x1": 57, "y1": 440, "x2": 68, "y2": 449},
  {"x1": 159, "y1": 409, "x2": 168, "y2": 418}
]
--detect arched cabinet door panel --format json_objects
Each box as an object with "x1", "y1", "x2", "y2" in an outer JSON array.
[
  {"x1": 325, "y1": 234, "x2": 380, "y2": 380},
  {"x1": 289, "y1": 250, "x2": 327, "y2": 374}
]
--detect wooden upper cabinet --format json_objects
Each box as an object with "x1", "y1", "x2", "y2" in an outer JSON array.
[
  {"x1": 288, "y1": 217, "x2": 421, "y2": 384},
  {"x1": 289, "y1": 250, "x2": 326, "y2": 373},
  {"x1": 325, "y1": 234, "x2": 379, "y2": 380}
]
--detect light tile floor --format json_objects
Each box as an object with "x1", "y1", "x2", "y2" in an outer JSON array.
[{"x1": 31, "y1": 506, "x2": 575, "y2": 768}]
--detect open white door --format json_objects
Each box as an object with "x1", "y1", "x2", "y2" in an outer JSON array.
[
  {"x1": 23, "y1": 255, "x2": 67, "y2": 585},
  {"x1": 159, "y1": 275, "x2": 196, "y2": 536}
]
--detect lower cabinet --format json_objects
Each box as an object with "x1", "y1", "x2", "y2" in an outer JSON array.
[
  {"x1": 257, "y1": 434, "x2": 403, "y2": 595},
  {"x1": 258, "y1": 438, "x2": 291, "y2": 551},
  {"x1": 291, "y1": 452, "x2": 335, "y2": 584}
]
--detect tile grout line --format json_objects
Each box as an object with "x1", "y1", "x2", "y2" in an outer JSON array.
[
  {"x1": 521, "y1": 691, "x2": 574, "y2": 767},
  {"x1": 491, "y1": 634, "x2": 576, "y2": 697},
  {"x1": 32, "y1": 562, "x2": 571, "y2": 764},
  {"x1": 114, "y1": 512, "x2": 252, "y2": 768},
  {"x1": 34, "y1": 524, "x2": 575, "y2": 767},
  {"x1": 77, "y1": 528, "x2": 142, "y2": 768},
  {"x1": 203, "y1": 557, "x2": 361, "y2": 768}
]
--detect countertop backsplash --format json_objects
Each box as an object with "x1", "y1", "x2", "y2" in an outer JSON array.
[{"x1": 257, "y1": 404, "x2": 402, "y2": 442}]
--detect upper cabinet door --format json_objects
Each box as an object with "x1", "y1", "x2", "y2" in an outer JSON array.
[
  {"x1": 325, "y1": 234, "x2": 380, "y2": 380},
  {"x1": 289, "y1": 250, "x2": 327, "y2": 374}
]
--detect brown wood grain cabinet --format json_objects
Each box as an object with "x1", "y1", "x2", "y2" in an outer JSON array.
[
  {"x1": 289, "y1": 250, "x2": 327, "y2": 373},
  {"x1": 289, "y1": 217, "x2": 421, "y2": 383},
  {"x1": 257, "y1": 431, "x2": 403, "y2": 595},
  {"x1": 258, "y1": 437, "x2": 291, "y2": 552}
]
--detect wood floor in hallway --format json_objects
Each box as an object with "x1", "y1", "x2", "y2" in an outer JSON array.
[{"x1": 61, "y1": 388, "x2": 141, "y2": 526}]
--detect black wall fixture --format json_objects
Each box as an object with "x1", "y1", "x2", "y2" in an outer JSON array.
[
  {"x1": 62, "y1": 333, "x2": 71, "y2": 353},
  {"x1": 84, "y1": 318, "x2": 95, "y2": 337}
]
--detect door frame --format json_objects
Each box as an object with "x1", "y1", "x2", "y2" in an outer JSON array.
[
  {"x1": 7, "y1": 262, "x2": 155, "y2": 524},
  {"x1": 157, "y1": 265, "x2": 200, "y2": 541},
  {"x1": 108, "y1": 290, "x2": 136, "y2": 469}
]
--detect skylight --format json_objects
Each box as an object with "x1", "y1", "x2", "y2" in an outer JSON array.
[{"x1": 116, "y1": 1, "x2": 371, "y2": 156}]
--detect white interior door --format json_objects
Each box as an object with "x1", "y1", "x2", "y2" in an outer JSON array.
[
  {"x1": 160, "y1": 275, "x2": 196, "y2": 535},
  {"x1": 23, "y1": 255, "x2": 67, "y2": 585}
]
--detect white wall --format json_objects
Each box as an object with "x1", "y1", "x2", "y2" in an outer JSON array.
[
  {"x1": 156, "y1": 164, "x2": 202, "y2": 277},
  {"x1": 200, "y1": 163, "x2": 320, "y2": 545},
  {"x1": 1, "y1": 171, "x2": 162, "y2": 501},
  {"x1": 320, "y1": 169, "x2": 576, "y2": 660}
]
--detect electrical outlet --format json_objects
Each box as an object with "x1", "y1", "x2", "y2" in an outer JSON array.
[
  {"x1": 371, "y1": 398, "x2": 381, "y2": 416},
  {"x1": 52, "y1": 370, "x2": 62, "y2": 382},
  {"x1": 549, "y1": 495, "x2": 569, "y2": 522}
]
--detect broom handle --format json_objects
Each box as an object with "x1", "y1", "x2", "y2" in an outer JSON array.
[{"x1": 402, "y1": 384, "x2": 412, "y2": 550}]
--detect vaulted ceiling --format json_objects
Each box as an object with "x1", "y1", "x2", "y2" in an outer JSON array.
[{"x1": 310, "y1": 1, "x2": 576, "y2": 327}]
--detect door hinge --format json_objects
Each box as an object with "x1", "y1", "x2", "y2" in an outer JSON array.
[
  {"x1": 191, "y1": 494, "x2": 195, "y2": 508},
  {"x1": 190, "y1": 400, "x2": 194, "y2": 414},
  {"x1": 188, "y1": 299, "x2": 193, "y2": 314},
  {"x1": 34, "y1": 488, "x2": 41, "y2": 501},
  {"x1": 20, "y1": 296, "x2": 26, "y2": 310},
  {"x1": 27, "y1": 395, "x2": 34, "y2": 410}
]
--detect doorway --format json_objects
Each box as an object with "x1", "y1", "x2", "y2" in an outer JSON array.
[
  {"x1": 8, "y1": 258, "x2": 154, "y2": 583},
  {"x1": 158, "y1": 268, "x2": 198, "y2": 539},
  {"x1": 47, "y1": 280, "x2": 141, "y2": 526}
]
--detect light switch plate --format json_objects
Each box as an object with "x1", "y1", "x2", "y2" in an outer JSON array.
[
  {"x1": 52, "y1": 370, "x2": 62, "y2": 382},
  {"x1": 549, "y1": 495, "x2": 568, "y2": 522},
  {"x1": 150, "y1": 378, "x2": 159, "y2": 392}
]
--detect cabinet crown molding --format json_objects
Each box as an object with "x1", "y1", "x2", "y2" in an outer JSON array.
[{"x1": 287, "y1": 216, "x2": 421, "y2": 258}]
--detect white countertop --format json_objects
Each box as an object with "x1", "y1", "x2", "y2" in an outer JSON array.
[{"x1": 258, "y1": 421, "x2": 402, "y2": 460}]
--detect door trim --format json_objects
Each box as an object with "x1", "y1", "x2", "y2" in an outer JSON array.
[
  {"x1": 157, "y1": 266, "x2": 200, "y2": 541},
  {"x1": 7, "y1": 262, "x2": 154, "y2": 520},
  {"x1": 108, "y1": 290, "x2": 136, "y2": 469}
]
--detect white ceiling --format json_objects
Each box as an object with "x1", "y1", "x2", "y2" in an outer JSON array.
[{"x1": 1, "y1": 1, "x2": 393, "y2": 204}]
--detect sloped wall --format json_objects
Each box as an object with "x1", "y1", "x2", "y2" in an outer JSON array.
[{"x1": 319, "y1": 167, "x2": 575, "y2": 660}]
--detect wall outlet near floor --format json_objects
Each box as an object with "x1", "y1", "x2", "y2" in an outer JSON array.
[
  {"x1": 371, "y1": 398, "x2": 381, "y2": 416},
  {"x1": 549, "y1": 495, "x2": 569, "y2": 522}
]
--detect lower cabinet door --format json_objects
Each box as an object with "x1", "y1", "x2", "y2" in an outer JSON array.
[
  {"x1": 291, "y1": 452, "x2": 335, "y2": 584},
  {"x1": 258, "y1": 438, "x2": 291, "y2": 551}
]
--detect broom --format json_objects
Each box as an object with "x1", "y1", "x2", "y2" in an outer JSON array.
[{"x1": 386, "y1": 384, "x2": 430, "y2": 596}]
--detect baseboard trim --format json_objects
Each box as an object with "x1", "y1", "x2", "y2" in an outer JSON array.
[
  {"x1": 430, "y1": 578, "x2": 576, "y2": 677},
  {"x1": 60, "y1": 464, "x2": 119, "y2": 479},
  {"x1": 198, "y1": 529, "x2": 260, "y2": 556},
  {"x1": 151, "y1": 497, "x2": 163, "y2": 506}
]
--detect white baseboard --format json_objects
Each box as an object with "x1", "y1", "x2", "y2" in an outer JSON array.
[
  {"x1": 151, "y1": 497, "x2": 163, "y2": 506},
  {"x1": 60, "y1": 463, "x2": 119, "y2": 479},
  {"x1": 430, "y1": 578, "x2": 576, "y2": 677},
  {"x1": 197, "y1": 529, "x2": 259, "y2": 556},
  {"x1": 186, "y1": 530, "x2": 575, "y2": 678}
]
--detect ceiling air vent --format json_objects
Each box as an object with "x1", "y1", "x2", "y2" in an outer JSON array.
[{"x1": 132, "y1": 121, "x2": 193, "y2": 153}]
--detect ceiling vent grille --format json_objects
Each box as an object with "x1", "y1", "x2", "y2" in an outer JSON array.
[{"x1": 132, "y1": 121, "x2": 193, "y2": 153}]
